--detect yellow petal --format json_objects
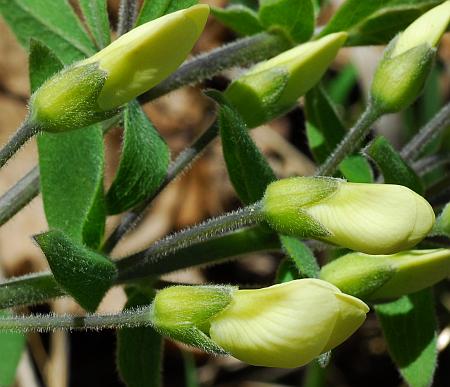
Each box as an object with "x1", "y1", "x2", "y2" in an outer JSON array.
[
  {"x1": 306, "y1": 183, "x2": 433, "y2": 254},
  {"x1": 209, "y1": 279, "x2": 365, "y2": 368},
  {"x1": 392, "y1": 1, "x2": 450, "y2": 57},
  {"x1": 85, "y1": 5, "x2": 209, "y2": 110}
]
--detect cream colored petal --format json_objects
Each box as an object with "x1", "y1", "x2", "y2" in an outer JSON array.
[
  {"x1": 322, "y1": 293, "x2": 369, "y2": 352},
  {"x1": 306, "y1": 183, "x2": 424, "y2": 254},
  {"x1": 209, "y1": 279, "x2": 340, "y2": 368},
  {"x1": 391, "y1": 1, "x2": 450, "y2": 57},
  {"x1": 84, "y1": 5, "x2": 209, "y2": 110},
  {"x1": 406, "y1": 194, "x2": 435, "y2": 246}
]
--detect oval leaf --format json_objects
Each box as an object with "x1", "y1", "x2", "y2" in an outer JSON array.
[
  {"x1": 320, "y1": 0, "x2": 442, "y2": 46},
  {"x1": 365, "y1": 136, "x2": 424, "y2": 194},
  {"x1": 106, "y1": 100, "x2": 169, "y2": 214},
  {"x1": 375, "y1": 289, "x2": 437, "y2": 387},
  {"x1": 78, "y1": 0, "x2": 111, "y2": 49},
  {"x1": 34, "y1": 230, "x2": 117, "y2": 312},
  {"x1": 117, "y1": 288, "x2": 163, "y2": 387},
  {"x1": 212, "y1": 5, "x2": 264, "y2": 36},
  {"x1": 0, "y1": 0, "x2": 96, "y2": 64},
  {"x1": 136, "y1": 0, "x2": 198, "y2": 26},
  {"x1": 259, "y1": 0, "x2": 315, "y2": 43}
]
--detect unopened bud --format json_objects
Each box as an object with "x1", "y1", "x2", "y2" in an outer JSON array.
[
  {"x1": 224, "y1": 32, "x2": 347, "y2": 128},
  {"x1": 262, "y1": 177, "x2": 435, "y2": 254},
  {"x1": 320, "y1": 249, "x2": 450, "y2": 301},
  {"x1": 30, "y1": 5, "x2": 209, "y2": 132},
  {"x1": 370, "y1": 1, "x2": 450, "y2": 113},
  {"x1": 152, "y1": 280, "x2": 369, "y2": 368}
]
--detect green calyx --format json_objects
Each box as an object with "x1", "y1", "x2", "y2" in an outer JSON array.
[
  {"x1": 370, "y1": 40, "x2": 435, "y2": 114},
  {"x1": 225, "y1": 67, "x2": 290, "y2": 128},
  {"x1": 320, "y1": 254, "x2": 395, "y2": 300},
  {"x1": 262, "y1": 177, "x2": 339, "y2": 238},
  {"x1": 29, "y1": 63, "x2": 119, "y2": 132},
  {"x1": 320, "y1": 249, "x2": 450, "y2": 302},
  {"x1": 152, "y1": 285, "x2": 236, "y2": 354}
]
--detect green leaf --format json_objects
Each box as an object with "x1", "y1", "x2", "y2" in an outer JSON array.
[
  {"x1": 305, "y1": 85, "x2": 373, "y2": 182},
  {"x1": 0, "y1": 311, "x2": 26, "y2": 387},
  {"x1": 275, "y1": 258, "x2": 298, "y2": 283},
  {"x1": 106, "y1": 101, "x2": 169, "y2": 214},
  {"x1": 34, "y1": 230, "x2": 117, "y2": 312},
  {"x1": 339, "y1": 155, "x2": 373, "y2": 183},
  {"x1": 326, "y1": 64, "x2": 358, "y2": 106},
  {"x1": 38, "y1": 127, "x2": 106, "y2": 249},
  {"x1": 375, "y1": 289, "x2": 437, "y2": 387},
  {"x1": 78, "y1": 0, "x2": 111, "y2": 49},
  {"x1": 212, "y1": 5, "x2": 264, "y2": 36},
  {"x1": 182, "y1": 350, "x2": 199, "y2": 387},
  {"x1": 117, "y1": 289, "x2": 162, "y2": 387},
  {"x1": 0, "y1": 0, "x2": 96, "y2": 65},
  {"x1": 29, "y1": 39, "x2": 65, "y2": 94},
  {"x1": 217, "y1": 97, "x2": 276, "y2": 204},
  {"x1": 259, "y1": 0, "x2": 315, "y2": 43},
  {"x1": 29, "y1": 23, "x2": 106, "y2": 250},
  {"x1": 319, "y1": 0, "x2": 442, "y2": 46},
  {"x1": 230, "y1": 0, "x2": 259, "y2": 10},
  {"x1": 136, "y1": 0, "x2": 198, "y2": 26},
  {"x1": 365, "y1": 136, "x2": 424, "y2": 194},
  {"x1": 279, "y1": 235, "x2": 319, "y2": 278}
]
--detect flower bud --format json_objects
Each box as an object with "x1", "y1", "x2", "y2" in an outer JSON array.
[
  {"x1": 224, "y1": 32, "x2": 347, "y2": 128},
  {"x1": 320, "y1": 249, "x2": 450, "y2": 301},
  {"x1": 152, "y1": 280, "x2": 368, "y2": 368},
  {"x1": 152, "y1": 285, "x2": 235, "y2": 354},
  {"x1": 209, "y1": 279, "x2": 368, "y2": 368},
  {"x1": 30, "y1": 5, "x2": 209, "y2": 132},
  {"x1": 262, "y1": 177, "x2": 435, "y2": 254},
  {"x1": 370, "y1": 1, "x2": 450, "y2": 113}
]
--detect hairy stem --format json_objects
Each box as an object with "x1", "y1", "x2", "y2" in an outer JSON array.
[
  {"x1": 138, "y1": 32, "x2": 290, "y2": 103},
  {"x1": 117, "y1": 0, "x2": 139, "y2": 35},
  {"x1": 0, "y1": 120, "x2": 40, "y2": 170},
  {"x1": 102, "y1": 121, "x2": 220, "y2": 253},
  {"x1": 0, "y1": 305, "x2": 153, "y2": 332},
  {"x1": 401, "y1": 101, "x2": 450, "y2": 162},
  {"x1": 0, "y1": 166, "x2": 39, "y2": 225},
  {"x1": 316, "y1": 105, "x2": 381, "y2": 177},
  {"x1": 116, "y1": 202, "x2": 264, "y2": 279},
  {"x1": 0, "y1": 226, "x2": 279, "y2": 309}
]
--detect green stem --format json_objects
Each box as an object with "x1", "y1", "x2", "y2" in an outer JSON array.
[
  {"x1": 0, "y1": 305, "x2": 153, "y2": 332},
  {"x1": 117, "y1": 225, "x2": 279, "y2": 282},
  {"x1": 0, "y1": 120, "x2": 39, "y2": 170},
  {"x1": 116, "y1": 202, "x2": 264, "y2": 280},
  {"x1": 316, "y1": 104, "x2": 381, "y2": 177},
  {"x1": 0, "y1": 226, "x2": 280, "y2": 309},
  {"x1": 0, "y1": 166, "x2": 39, "y2": 226},
  {"x1": 102, "y1": 121, "x2": 220, "y2": 253},
  {"x1": 401, "y1": 101, "x2": 450, "y2": 162},
  {"x1": 117, "y1": 0, "x2": 139, "y2": 35},
  {"x1": 0, "y1": 272, "x2": 64, "y2": 309},
  {"x1": 138, "y1": 32, "x2": 291, "y2": 103}
]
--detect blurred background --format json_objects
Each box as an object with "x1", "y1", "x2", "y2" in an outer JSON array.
[{"x1": 1, "y1": 0, "x2": 450, "y2": 386}]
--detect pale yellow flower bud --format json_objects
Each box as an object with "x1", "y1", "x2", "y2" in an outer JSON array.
[
  {"x1": 391, "y1": 0, "x2": 450, "y2": 58},
  {"x1": 209, "y1": 279, "x2": 369, "y2": 368},
  {"x1": 320, "y1": 249, "x2": 450, "y2": 301},
  {"x1": 262, "y1": 177, "x2": 435, "y2": 254},
  {"x1": 30, "y1": 5, "x2": 209, "y2": 132},
  {"x1": 224, "y1": 32, "x2": 347, "y2": 128},
  {"x1": 84, "y1": 4, "x2": 209, "y2": 110}
]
